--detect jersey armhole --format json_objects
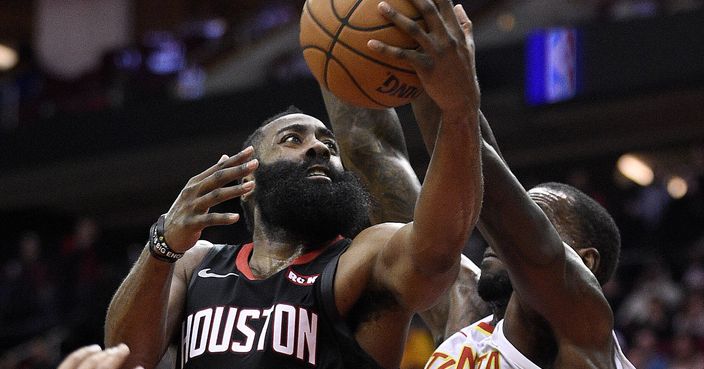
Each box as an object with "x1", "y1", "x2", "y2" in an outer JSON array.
[{"x1": 317, "y1": 241, "x2": 350, "y2": 328}]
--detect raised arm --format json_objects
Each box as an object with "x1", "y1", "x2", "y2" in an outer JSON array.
[
  {"x1": 410, "y1": 5, "x2": 612, "y2": 345},
  {"x1": 366, "y1": 0, "x2": 483, "y2": 311},
  {"x1": 321, "y1": 89, "x2": 420, "y2": 224},
  {"x1": 409, "y1": 5, "x2": 503, "y2": 162},
  {"x1": 104, "y1": 149, "x2": 258, "y2": 368},
  {"x1": 414, "y1": 92, "x2": 504, "y2": 161},
  {"x1": 477, "y1": 142, "x2": 613, "y2": 341}
]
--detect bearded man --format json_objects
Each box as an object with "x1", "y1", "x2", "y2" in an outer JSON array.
[{"x1": 103, "y1": 1, "x2": 484, "y2": 368}]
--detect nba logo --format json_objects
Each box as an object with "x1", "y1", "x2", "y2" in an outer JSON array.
[{"x1": 526, "y1": 27, "x2": 582, "y2": 105}]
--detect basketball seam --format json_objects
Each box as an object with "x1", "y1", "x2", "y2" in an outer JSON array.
[
  {"x1": 330, "y1": 0, "x2": 361, "y2": 23},
  {"x1": 326, "y1": 0, "x2": 365, "y2": 88},
  {"x1": 341, "y1": 15, "x2": 424, "y2": 32},
  {"x1": 303, "y1": 45, "x2": 394, "y2": 109},
  {"x1": 304, "y1": 0, "x2": 416, "y2": 75}
]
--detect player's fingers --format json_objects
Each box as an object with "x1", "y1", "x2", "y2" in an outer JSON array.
[
  {"x1": 58, "y1": 345, "x2": 102, "y2": 369},
  {"x1": 192, "y1": 146, "x2": 255, "y2": 183},
  {"x1": 76, "y1": 352, "x2": 112, "y2": 369},
  {"x1": 193, "y1": 213, "x2": 241, "y2": 228},
  {"x1": 198, "y1": 159, "x2": 259, "y2": 196},
  {"x1": 453, "y1": 4, "x2": 473, "y2": 38},
  {"x1": 432, "y1": 0, "x2": 462, "y2": 35},
  {"x1": 74, "y1": 344, "x2": 129, "y2": 369},
  {"x1": 195, "y1": 181, "x2": 256, "y2": 212},
  {"x1": 94, "y1": 344, "x2": 131, "y2": 369},
  {"x1": 405, "y1": 0, "x2": 442, "y2": 33},
  {"x1": 367, "y1": 39, "x2": 428, "y2": 69},
  {"x1": 377, "y1": 1, "x2": 432, "y2": 49}
]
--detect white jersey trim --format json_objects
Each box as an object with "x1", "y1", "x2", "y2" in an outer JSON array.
[{"x1": 491, "y1": 320, "x2": 541, "y2": 369}]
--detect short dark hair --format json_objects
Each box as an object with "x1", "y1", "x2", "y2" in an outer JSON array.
[
  {"x1": 240, "y1": 105, "x2": 304, "y2": 232},
  {"x1": 529, "y1": 182, "x2": 621, "y2": 285}
]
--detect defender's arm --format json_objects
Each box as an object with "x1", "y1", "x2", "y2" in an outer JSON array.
[{"x1": 322, "y1": 88, "x2": 420, "y2": 224}]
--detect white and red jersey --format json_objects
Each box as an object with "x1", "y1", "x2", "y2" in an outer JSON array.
[{"x1": 425, "y1": 315, "x2": 635, "y2": 369}]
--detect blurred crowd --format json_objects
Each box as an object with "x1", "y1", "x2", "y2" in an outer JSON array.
[
  {"x1": 0, "y1": 1, "x2": 307, "y2": 134},
  {"x1": 0, "y1": 218, "x2": 139, "y2": 369},
  {"x1": 1, "y1": 0, "x2": 702, "y2": 133}
]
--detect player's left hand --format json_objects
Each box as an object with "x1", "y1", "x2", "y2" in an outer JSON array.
[
  {"x1": 368, "y1": 0, "x2": 479, "y2": 117},
  {"x1": 58, "y1": 344, "x2": 142, "y2": 369}
]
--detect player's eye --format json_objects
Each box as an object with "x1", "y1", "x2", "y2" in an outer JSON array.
[
  {"x1": 282, "y1": 134, "x2": 301, "y2": 144},
  {"x1": 324, "y1": 140, "x2": 338, "y2": 153}
]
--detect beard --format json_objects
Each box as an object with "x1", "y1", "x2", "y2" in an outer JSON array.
[
  {"x1": 477, "y1": 267, "x2": 513, "y2": 304},
  {"x1": 252, "y1": 157, "x2": 371, "y2": 245}
]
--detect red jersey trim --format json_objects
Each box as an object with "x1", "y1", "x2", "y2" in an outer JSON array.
[
  {"x1": 476, "y1": 321, "x2": 495, "y2": 335},
  {"x1": 236, "y1": 243, "x2": 257, "y2": 280},
  {"x1": 235, "y1": 235, "x2": 344, "y2": 280}
]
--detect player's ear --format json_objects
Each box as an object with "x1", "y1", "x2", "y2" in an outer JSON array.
[{"x1": 577, "y1": 247, "x2": 600, "y2": 275}]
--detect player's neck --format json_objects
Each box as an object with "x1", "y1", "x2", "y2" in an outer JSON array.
[
  {"x1": 249, "y1": 226, "x2": 305, "y2": 278},
  {"x1": 249, "y1": 220, "x2": 335, "y2": 278},
  {"x1": 490, "y1": 299, "x2": 509, "y2": 325},
  {"x1": 504, "y1": 299, "x2": 558, "y2": 367}
]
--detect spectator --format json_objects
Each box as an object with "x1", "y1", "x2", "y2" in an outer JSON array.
[
  {"x1": 626, "y1": 327, "x2": 669, "y2": 369},
  {"x1": 669, "y1": 332, "x2": 704, "y2": 369},
  {"x1": 0, "y1": 232, "x2": 57, "y2": 349},
  {"x1": 617, "y1": 261, "x2": 682, "y2": 334},
  {"x1": 672, "y1": 291, "x2": 704, "y2": 338}
]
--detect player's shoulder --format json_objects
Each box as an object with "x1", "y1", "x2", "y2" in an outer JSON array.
[
  {"x1": 336, "y1": 222, "x2": 406, "y2": 287},
  {"x1": 178, "y1": 240, "x2": 222, "y2": 283},
  {"x1": 347, "y1": 222, "x2": 405, "y2": 251}
]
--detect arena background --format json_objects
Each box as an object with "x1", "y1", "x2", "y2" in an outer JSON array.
[{"x1": 0, "y1": 0, "x2": 703, "y2": 368}]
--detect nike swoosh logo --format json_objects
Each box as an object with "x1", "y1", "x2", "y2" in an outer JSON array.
[{"x1": 197, "y1": 268, "x2": 239, "y2": 279}]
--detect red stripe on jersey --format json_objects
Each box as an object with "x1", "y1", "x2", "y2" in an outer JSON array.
[
  {"x1": 236, "y1": 243, "x2": 257, "y2": 280},
  {"x1": 292, "y1": 235, "x2": 343, "y2": 265},
  {"x1": 478, "y1": 322, "x2": 495, "y2": 334},
  {"x1": 236, "y1": 236, "x2": 344, "y2": 280}
]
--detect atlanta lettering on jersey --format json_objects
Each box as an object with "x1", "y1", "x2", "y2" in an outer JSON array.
[
  {"x1": 181, "y1": 303, "x2": 318, "y2": 367},
  {"x1": 425, "y1": 346, "x2": 501, "y2": 369}
]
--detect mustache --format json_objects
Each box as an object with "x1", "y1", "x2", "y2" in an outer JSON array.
[{"x1": 255, "y1": 156, "x2": 342, "y2": 181}]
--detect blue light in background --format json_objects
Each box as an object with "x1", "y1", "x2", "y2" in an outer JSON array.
[
  {"x1": 143, "y1": 32, "x2": 186, "y2": 75},
  {"x1": 526, "y1": 27, "x2": 582, "y2": 106}
]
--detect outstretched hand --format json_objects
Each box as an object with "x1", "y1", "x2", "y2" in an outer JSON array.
[
  {"x1": 58, "y1": 344, "x2": 141, "y2": 369},
  {"x1": 163, "y1": 146, "x2": 259, "y2": 252},
  {"x1": 368, "y1": 0, "x2": 479, "y2": 116}
]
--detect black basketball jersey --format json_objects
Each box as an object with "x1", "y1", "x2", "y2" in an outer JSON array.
[{"x1": 178, "y1": 237, "x2": 384, "y2": 369}]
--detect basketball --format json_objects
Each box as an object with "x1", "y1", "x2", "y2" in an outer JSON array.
[{"x1": 300, "y1": 0, "x2": 425, "y2": 109}]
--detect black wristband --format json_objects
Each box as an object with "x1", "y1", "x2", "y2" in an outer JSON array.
[{"x1": 148, "y1": 214, "x2": 184, "y2": 263}]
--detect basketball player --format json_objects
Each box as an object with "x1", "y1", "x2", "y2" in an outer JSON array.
[
  {"x1": 104, "y1": 1, "x2": 483, "y2": 369},
  {"x1": 360, "y1": 3, "x2": 636, "y2": 368}
]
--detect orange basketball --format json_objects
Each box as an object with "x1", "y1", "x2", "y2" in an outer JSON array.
[{"x1": 300, "y1": 0, "x2": 425, "y2": 109}]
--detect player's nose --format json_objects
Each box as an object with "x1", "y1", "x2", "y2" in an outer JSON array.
[{"x1": 305, "y1": 139, "x2": 331, "y2": 160}]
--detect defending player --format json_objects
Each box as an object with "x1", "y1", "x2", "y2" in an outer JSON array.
[
  {"x1": 433, "y1": 11, "x2": 633, "y2": 369},
  {"x1": 104, "y1": 1, "x2": 482, "y2": 368},
  {"x1": 368, "y1": 3, "x2": 636, "y2": 367}
]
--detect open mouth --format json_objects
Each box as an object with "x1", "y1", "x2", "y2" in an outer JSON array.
[
  {"x1": 306, "y1": 165, "x2": 331, "y2": 181},
  {"x1": 483, "y1": 249, "x2": 498, "y2": 259}
]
